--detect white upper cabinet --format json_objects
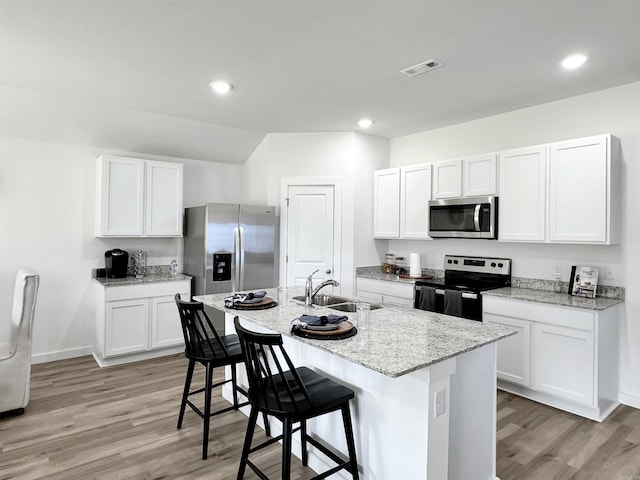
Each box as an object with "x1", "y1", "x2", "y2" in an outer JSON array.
[
  {"x1": 400, "y1": 163, "x2": 432, "y2": 239},
  {"x1": 432, "y1": 159, "x2": 462, "y2": 199},
  {"x1": 548, "y1": 134, "x2": 619, "y2": 244},
  {"x1": 145, "y1": 161, "x2": 184, "y2": 236},
  {"x1": 498, "y1": 145, "x2": 547, "y2": 242},
  {"x1": 462, "y1": 154, "x2": 497, "y2": 197},
  {"x1": 373, "y1": 168, "x2": 401, "y2": 238},
  {"x1": 432, "y1": 154, "x2": 497, "y2": 199},
  {"x1": 374, "y1": 164, "x2": 432, "y2": 239},
  {"x1": 96, "y1": 155, "x2": 183, "y2": 237},
  {"x1": 499, "y1": 134, "x2": 620, "y2": 244}
]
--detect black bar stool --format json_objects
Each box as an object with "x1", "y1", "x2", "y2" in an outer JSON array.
[
  {"x1": 233, "y1": 316, "x2": 360, "y2": 480},
  {"x1": 175, "y1": 295, "x2": 269, "y2": 460}
]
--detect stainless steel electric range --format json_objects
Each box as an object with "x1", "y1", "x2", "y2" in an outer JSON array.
[{"x1": 414, "y1": 255, "x2": 512, "y2": 321}]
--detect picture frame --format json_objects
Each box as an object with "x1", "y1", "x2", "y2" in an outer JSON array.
[{"x1": 568, "y1": 265, "x2": 599, "y2": 299}]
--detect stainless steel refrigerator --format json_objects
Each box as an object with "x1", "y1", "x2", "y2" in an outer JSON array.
[{"x1": 183, "y1": 203, "x2": 278, "y2": 332}]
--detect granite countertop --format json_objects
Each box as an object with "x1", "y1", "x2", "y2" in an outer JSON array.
[
  {"x1": 355, "y1": 266, "x2": 438, "y2": 284},
  {"x1": 195, "y1": 287, "x2": 515, "y2": 378},
  {"x1": 483, "y1": 287, "x2": 624, "y2": 311},
  {"x1": 94, "y1": 273, "x2": 192, "y2": 286}
]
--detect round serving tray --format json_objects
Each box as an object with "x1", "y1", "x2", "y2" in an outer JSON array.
[
  {"x1": 228, "y1": 297, "x2": 278, "y2": 310},
  {"x1": 295, "y1": 321, "x2": 357, "y2": 340}
]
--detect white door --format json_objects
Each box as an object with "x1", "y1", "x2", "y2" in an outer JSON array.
[
  {"x1": 285, "y1": 185, "x2": 336, "y2": 287},
  {"x1": 105, "y1": 298, "x2": 149, "y2": 356}
]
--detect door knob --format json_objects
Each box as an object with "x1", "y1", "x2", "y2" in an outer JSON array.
[{"x1": 325, "y1": 269, "x2": 332, "y2": 274}]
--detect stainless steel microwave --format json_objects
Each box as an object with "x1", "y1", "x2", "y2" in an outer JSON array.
[{"x1": 428, "y1": 196, "x2": 498, "y2": 239}]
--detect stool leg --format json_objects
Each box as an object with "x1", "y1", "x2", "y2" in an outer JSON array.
[
  {"x1": 301, "y1": 419, "x2": 308, "y2": 466},
  {"x1": 341, "y1": 404, "x2": 359, "y2": 480},
  {"x1": 281, "y1": 417, "x2": 293, "y2": 480},
  {"x1": 237, "y1": 406, "x2": 259, "y2": 480},
  {"x1": 263, "y1": 412, "x2": 271, "y2": 437},
  {"x1": 231, "y1": 364, "x2": 239, "y2": 409},
  {"x1": 202, "y1": 363, "x2": 214, "y2": 460},
  {"x1": 177, "y1": 359, "x2": 195, "y2": 429}
]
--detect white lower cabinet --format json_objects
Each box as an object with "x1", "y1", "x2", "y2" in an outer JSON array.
[
  {"x1": 356, "y1": 277, "x2": 414, "y2": 307},
  {"x1": 483, "y1": 295, "x2": 620, "y2": 421},
  {"x1": 530, "y1": 323, "x2": 595, "y2": 405},
  {"x1": 95, "y1": 279, "x2": 190, "y2": 366},
  {"x1": 484, "y1": 314, "x2": 530, "y2": 387}
]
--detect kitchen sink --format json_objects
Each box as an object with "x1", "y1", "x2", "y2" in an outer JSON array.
[
  {"x1": 328, "y1": 302, "x2": 382, "y2": 312},
  {"x1": 291, "y1": 295, "x2": 382, "y2": 312},
  {"x1": 291, "y1": 294, "x2": 351, "y2": 306}
]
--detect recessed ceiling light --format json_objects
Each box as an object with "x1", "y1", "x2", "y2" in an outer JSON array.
[
  {"x1": 358, "y1": 118, "x2": 374, "y2": 129},
  {"x1": 561, "y1": 54, "x2": 588, "y2": 70},
  {"x1": 209, "y1": 80, "x2": 233, "y2": 94}
]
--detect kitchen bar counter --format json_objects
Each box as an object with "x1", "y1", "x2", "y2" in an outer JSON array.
[
  {"x1": 195, "y1": 288, "x2": 514, "y2": 377},
  {"x1": 196, "y1": 288, "x2": 515, "y2": 480},
  {"x1": 484, "y1": 286, "x2": 624, "y2": 310}
]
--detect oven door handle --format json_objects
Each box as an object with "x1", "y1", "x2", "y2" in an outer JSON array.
[
  {"x1": 434, "y1": 289, "x2": 478, "y2": 300},
  {"x1": 473, "y1": 204, "x2": 481, "y2": 232}
]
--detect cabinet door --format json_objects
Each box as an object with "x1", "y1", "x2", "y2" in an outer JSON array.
[
  {"x1": 498, "y1": 146, "x2": 546, "y2": 242},
  {"x1": 463, "y1": 154, "x2": 497, "y2": 197},
  {"x1": 146, "y1": 161, "x2": 184, "y2": 236},
  {"x1": 432, "y1": 159, "x2": 462, "y2": 199},
  {"x1": 96, "y1": 156, "x2": 145, "y2": 236},
  {"x1": 484, "y1": 314, "x2": 530, "y2": 387},
  {"x1": 531, "y1": 323, "x2": 595, "y2": 406},
  {"x1": 151, "y1": 294, "x2": 185, "y2": 349},
  {"x1": 105, "y1": 298, "x2": 149, "y2": 356},
  {"x1": 548, "y1": 135, "x2": 608, "y2": 243},
  {"x1": 400, "y1": 164, "x2": 432, "y2": 239},
  {"x1": 373, "y1": 168, "x2": 400, "y2": 238}
]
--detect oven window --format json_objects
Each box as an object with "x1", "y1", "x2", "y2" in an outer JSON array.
[{"x1": 430, "y1": 205, "x2": 477, "y2": 231}]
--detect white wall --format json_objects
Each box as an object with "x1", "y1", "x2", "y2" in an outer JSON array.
[
  {"x1": 0, "y1": 136, "x2": 242, "y2": 362},
  {"x1": 388, "y1": 81, "x2": 640, "y2": 406},
  {"x1": 242, "y1": 132, "x2": 388, "y2": 295}
]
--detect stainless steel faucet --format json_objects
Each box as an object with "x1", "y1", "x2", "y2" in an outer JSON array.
[{"x1": 305, "y1": 269, "x2": 339, "y2": 306}]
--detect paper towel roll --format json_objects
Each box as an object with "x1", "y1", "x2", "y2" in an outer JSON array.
[{"x1": 409, "y1": 253, "x2": 422, "y2": 277}]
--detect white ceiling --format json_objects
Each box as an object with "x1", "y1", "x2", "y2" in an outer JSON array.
[{"x1": 2, "y1": 0, "x2": 640, "y2": 164}]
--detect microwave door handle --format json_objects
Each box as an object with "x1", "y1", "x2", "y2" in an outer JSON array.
[{"x1": 473, "y1": 204, "x2": 481, "y2": 231}]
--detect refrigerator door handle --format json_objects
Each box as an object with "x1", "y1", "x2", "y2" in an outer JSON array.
[
  {"x1": 238, "y1": 226, "x2": 245, "y2": 291},
  {"x1": 233, "y1": 226, "x2": 240, "y2": 292}
]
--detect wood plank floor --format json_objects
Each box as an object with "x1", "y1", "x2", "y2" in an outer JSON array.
[{"x1": 1, "y1": 354, "x2": 639, "y2": 479}]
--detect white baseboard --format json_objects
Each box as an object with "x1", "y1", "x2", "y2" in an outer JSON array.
[
  {"x1": 619, "y1": 391, "x2": 640, "y2": 409},
  {"x1": 31, "y1": 346, "x2": 93, "y2": 364}
]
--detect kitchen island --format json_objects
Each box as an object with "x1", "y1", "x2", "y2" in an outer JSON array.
[{"x1": 196, "y1": 288, "x2": 515, "y2": 480}]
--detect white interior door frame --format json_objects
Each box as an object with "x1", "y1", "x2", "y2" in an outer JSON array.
[{"x1": 279, "y1": 177, "x2": 342, "y2": 289}]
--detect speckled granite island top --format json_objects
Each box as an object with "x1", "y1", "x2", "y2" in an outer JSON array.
[
  {"x1": 483, "y1": 287, "x2": 624, "y2": 311},
  {"x1": 195, "y1": 287, "x2": 515, "y2": 378},
  {"x1": 94, "y1": 274, "x2": 191, "y2": 286}
]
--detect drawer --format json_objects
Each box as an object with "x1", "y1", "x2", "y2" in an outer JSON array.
[
  {"x1": 105, "y1": 280, "x2": 191, "y2": 302},
  {"x1": 483, "y1": 296, "x2": 595, "y2": 332},
  {"x1": 356, "y1": 278, "x2": 414, "y2": 300}
]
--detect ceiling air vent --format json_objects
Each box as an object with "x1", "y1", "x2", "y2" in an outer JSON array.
[{"x1": 400, "y1": 59, "x2": 445, "y2": 77}]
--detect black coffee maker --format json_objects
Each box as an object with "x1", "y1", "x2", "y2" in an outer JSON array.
[{"x1": 105, "y1": 249, "x2": 129, "y2": 278}]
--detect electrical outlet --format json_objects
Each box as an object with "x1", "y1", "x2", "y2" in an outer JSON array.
[
  {"x1": 434, "y1": 388, "x2": 446, "y2": 417},
  {"x1": 605, "y1": 267, "x2": 615, "y2": 280},
  {"x1": 552, "y1": 264, "x2": 562, "y2": 277}
]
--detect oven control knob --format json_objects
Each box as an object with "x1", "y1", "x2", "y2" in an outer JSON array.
[
  {"x1": 454, "y1": 260, "x2": 458, "y2": 264},
  {"x1": 491, "y1": 262, "x2": 497, "y2": 267},
  {"x1": 447, "y1": 259, "x2": 452, "y2": 264},
  {"x1": 498, "y1": 262, "x2": 504, "y2": 268}
]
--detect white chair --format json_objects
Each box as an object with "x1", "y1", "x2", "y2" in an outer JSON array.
[{"x1": 0, "y1": 268, "x2": 40, "y2": 415}]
